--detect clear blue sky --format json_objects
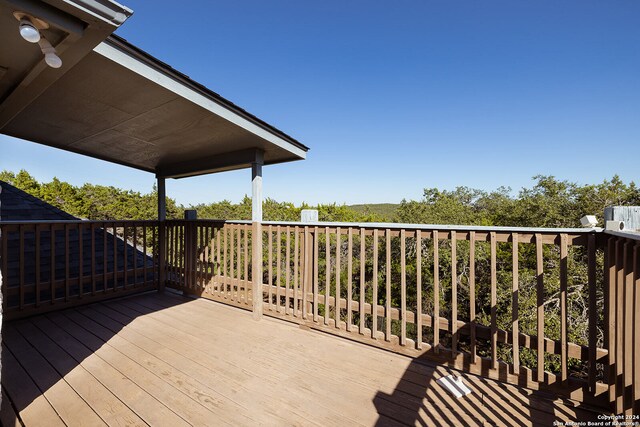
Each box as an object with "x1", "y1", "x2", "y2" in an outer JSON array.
[{"x1": 2, "y1": 1, "x2": 639, "y2": 206}]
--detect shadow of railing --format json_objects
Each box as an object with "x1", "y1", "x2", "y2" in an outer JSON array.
[
  {"x1": 372, "y1": 351, "x2": 603, "y2": 426},
  {"x1": 0, "y1": 291, "x2": 189, "y2": 425}
]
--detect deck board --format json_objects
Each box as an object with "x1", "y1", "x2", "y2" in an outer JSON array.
[{"x1": 1, "y1": 291, "x2": 603, "y2": 426}]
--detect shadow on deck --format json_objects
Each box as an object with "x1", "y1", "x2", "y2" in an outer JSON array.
[{"x1": 1, "y1": 292, "x2": 603, "y2": 426}]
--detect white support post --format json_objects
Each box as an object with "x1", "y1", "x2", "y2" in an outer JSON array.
[
  {"x1": 157, "y1": 176, "x2": 166, "y2": 293},
  {"x1": 252, "y1": 152, "x2": 264, "y2": 320}
]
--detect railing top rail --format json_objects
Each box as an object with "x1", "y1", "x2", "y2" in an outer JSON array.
[
  {"x1": 0, "y1": 219, "x2": 160, "y2": 225},
  {"x1": 219, "y1": 219, "x2": 602, "y2": 234},
  {"x1": 604, "y1": 229, "x2": 640, "y2": 242},
  {"x1": 165, "y1": 219, "x2": 226, "y2": 224}
]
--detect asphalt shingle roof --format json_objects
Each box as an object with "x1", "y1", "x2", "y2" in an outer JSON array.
[{"x1": 1, "y1": 181, "x2": 155, "y2": 310}]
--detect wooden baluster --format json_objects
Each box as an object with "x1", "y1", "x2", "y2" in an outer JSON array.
[
  {"x1": 512, "y1": 232, "x2": 520, "y2": 375},
  {"x1": 178, "y1": 224, "x2": 183, "y2": 290},
  {"x1": 102, "y1": 224, "x2": 107, "y2": 294},
  {"x1": 199, "y1": 224, "x2": 204, "y2": 293},
  {"x1": 153, "y1": 224, "x2": 158, "y2": 287},
  {"x1": 560, "y1": 234, "x2": 568, "y2": 383},
  {"x1": 195, "y1": 225, "x2": 200, "y2": 290},
  {"x1": 624, "y1": 241, "x2": 634, "y2": 414},
  {"x1": 535, "y1": 233, "x2": 545, "y2": 382},
  {"x1": 208, "y1": 225, "x2": 213, "y2": 291},
  {"x1": 372, "y1": 229, "x2": 379, "y2": 340},
  {"x1": 230, "y1": 225, "x2": 236, "y2": 300},
  {"x1": 325, "y1": 227, "x2": 330, "y2": 325},
  {"x1": 633, "y1": 243, "x2": 640, "y2": 415},
  {"x1": 211, "y1": 226, "x2": 216, "y2": 292},
  {"x1": 587, "y1": 234, "x2": 597, "y2": 392},
  {"x1": 189, "y1": 224, "x2": 194, "y2": 290},
  {"x1": 216, "y1": 226, "x2": 222, "y2": 296},
  {"x1": 400, "y1": 229, "x2": 407, "y2": 346},
  {"x1": 451, "y1": 230, "x2": 457, "y2": 353},
  {"x1": 223, "y1": 225, "x2": 229, "y2": 298},
  {"x1": 236, "y1": 226, "x2": 241, "y2": 301},
  {"x1": 348, "y1": 228, "x2": 353, "y2": 331},
  {"x1": 198, "y1": 226, "x2": 203, "y2": 291},
  {"x1": 165, "y1": 224, "x2": 170, "y2": 287},
  {"x1": 276, "y1": 226, "x2": 282, "y2": 312},
  {"x1": 359, "y1": 227, "x2": 366, "y2": 335},
  {"x1": 244, "y1": 225, "x2": 249, "y2": 303},
  {"x1": 286, "y1": 226, "x2": 291, "y2": 314},
  {"x1": 65, "y1": 224, "x2": 70, "y2": 301},
  {"x1": 198, "y1": 225, "x2": 203, "y2": 291},
  {"x1": 268, "y1": 226, "x2": 273, "y2": 311},
  {"x1": 303, "y1": 226, "x2": 310, "y2": 319},
  {"x1": 123, "y1": 225, "x2": 128, "y2": 290},
  {"x1": 605, "y1": 237, "x2": 616, "y2": 404},
  {"x1": 173, "y1": 224, "x2": 178, "y2": 288},
  {"x1": 433, "y1": 230, "x2": 440, "y2": 352},
  {"x1": 133, "y1": 224, "x2": 138, "y2": 287},
  {"x1": 212, "y1": 226, "x2": 217, "y2": 291},
  {"x1": 91, "y1": 224, "x2": 96, "y2": 295},
  {"x1": 19, "y1": 225, "x2": 25, "y2": 309},
  {"x1": 415, "y1": 230, "x2": 421, "y2": 349},
  {"x1": 78, "y1": 223, "x2": 84, "y2": 297},
  {"x1": 210, "y1": 225, "x2": 215, "y2": 293},
  {"x1": 294, "y1": 226, "x2": 299, "y2": 317},
  {"x1": 227, "y1": 226, "x2": 232, "y2": 296},
  {"x1": 142, "y1": 225, "x2": 147, "y2": 287},
  {"x1": 385, "y1": 229, "x2": 391, "y2": 342},
  {"x1": 113, "y1": 223, "x2": 118, "y2": 292},
  {"x1": 335, "y1": 227, "x2": 341, "y2": 329},
  {"x1": 313, "y1": 226, "x2": 319, "y2": 322},
  {"x1": 469, "y1": 231, "x2": 476, "y2": 362},
  {"x1": 616, "y1": 239, "x2": 624, "y2": 413},
  {"x1": 214, "y1": 225, "x2": 218, "y2": 293},
  {"x1": 1, "y1": 227, "x2": 8, "y2": 307},
  {"x1": 490, "y1": 231, "x2": 497, "y2": 370},
  {"x1": 35, "y1": 224, "x2": 41, "y2": 307}
]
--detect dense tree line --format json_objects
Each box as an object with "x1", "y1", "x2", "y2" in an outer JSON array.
[
  {"x1": 0, "y1": 170, "x2": 181, "y2": 220},
  {"x1": 0, "y1": 170, "x2": 383, "y2": 222},
  {"x1": 396, "y1": 174, "x2": 640, "y2": 228},
  {"x1": 3, "y1": 169, "x2": 638, "y2": 226}
]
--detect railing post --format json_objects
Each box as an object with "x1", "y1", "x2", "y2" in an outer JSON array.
[
  {"x1": 157, "y1": 176, "x2": 166, "y2": 293},
  {"x1": 251, "y1": 152, "x2": 264, "y2": 320},
  {"x1": 184, "y1": 210, "x2": 198, "y2": 293}
]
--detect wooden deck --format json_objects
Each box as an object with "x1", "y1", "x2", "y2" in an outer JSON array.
[{"x1": 0, "y1": 292, "x2": 603, "y2": 427}]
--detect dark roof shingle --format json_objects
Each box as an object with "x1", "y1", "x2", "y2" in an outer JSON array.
[{"x1": 0, "y1": 181, "x2": 77, "y2": 221}]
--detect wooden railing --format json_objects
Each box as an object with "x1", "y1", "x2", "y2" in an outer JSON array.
[
  {"x1": 257, "y1": 223, "x2": 611, "y2": 408},
  {"x1": 164, "y1": 220, "x2": 253, "y2": 309},
  {"x1": 1, "y1": 218, "x2": 637, "y2": 414},
  {"x1": 167, "y1": 220, "x2": 640, "y2": 413},
  {"x1": 604, "y1": 230, "x2": 640, "y2": 416},
  {"x1": 0, "y1": 220, "x2": 160, "y2": 319}
]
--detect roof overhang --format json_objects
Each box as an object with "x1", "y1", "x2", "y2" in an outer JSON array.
[{"x1": 0, "y1": 1, "x2": 308, "y2": 179}]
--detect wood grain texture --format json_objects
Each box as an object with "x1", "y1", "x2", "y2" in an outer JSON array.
[{"x1": 0, "y1": 292, "x2": 604, "y2": 426}]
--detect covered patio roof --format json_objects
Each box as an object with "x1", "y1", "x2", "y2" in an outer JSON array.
[{"x1": 0, "y1": 0, "x2": 308, "y2": 179}]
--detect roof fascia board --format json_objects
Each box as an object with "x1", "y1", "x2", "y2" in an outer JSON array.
[
  {"x1": 93, "y1": 40, "x2": 307, "y2": 160},
  {"x1": 58, "y1": 0, "x2": 132, "y2": 26}
]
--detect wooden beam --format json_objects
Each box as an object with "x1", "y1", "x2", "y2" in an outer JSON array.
[{"x1": 158, "y1": 148, "x2": 265, "y2": 179}]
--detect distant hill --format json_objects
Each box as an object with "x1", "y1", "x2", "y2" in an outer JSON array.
[{"x1": 347, "y1": 203, "x2": 399, "y2": 221}]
